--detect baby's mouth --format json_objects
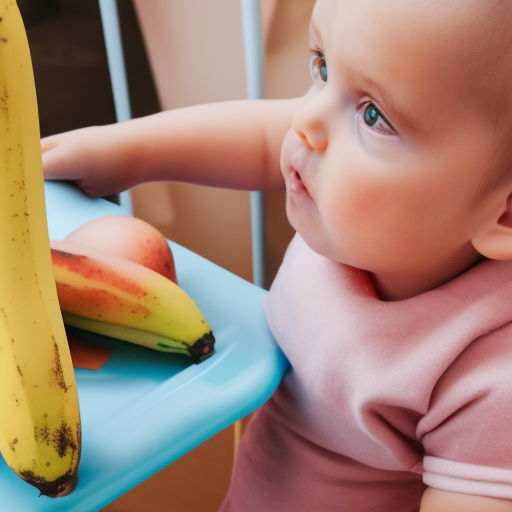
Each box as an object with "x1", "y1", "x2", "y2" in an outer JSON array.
[{"x1": 289, "y1": 169, "x2": 310, "y2": 195}]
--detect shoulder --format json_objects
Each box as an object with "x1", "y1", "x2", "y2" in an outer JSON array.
[{"x1": 419, "y1": 321, "x2": 512, "y2": 499}]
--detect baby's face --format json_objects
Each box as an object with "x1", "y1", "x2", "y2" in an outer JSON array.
[{"x1": 280, "y1": 0, "x2": 512, "y2": 300}]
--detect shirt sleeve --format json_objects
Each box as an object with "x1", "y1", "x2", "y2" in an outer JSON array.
[{"x1": 418, "y1": 322, "x2": 512, "y2": 499}]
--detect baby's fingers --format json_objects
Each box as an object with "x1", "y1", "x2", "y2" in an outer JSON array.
[
  {"x1": 40, "y1": 134, "x2": 61, "y2": 153},
  {"x1": 41, "y1": 140, "x2": 78, "y2": 180},
  {"x1": 40, "y1": 123, "x2": 136, "y2": 198},
  {"x1": 41, "y1": 127, "x2": 95, "y2": 181}
]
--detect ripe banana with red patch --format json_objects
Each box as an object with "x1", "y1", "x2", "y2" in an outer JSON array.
[
  {"x1": 0, "y1": 0, "x2": 81, "y2": 497},
  {"x1": 50, "y1": 240, "x2": 215, "y2": 363}
]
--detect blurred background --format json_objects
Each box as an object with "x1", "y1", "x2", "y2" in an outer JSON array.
[{"x1": 18, "y1": 0, "x2": 314, "y2": 510}]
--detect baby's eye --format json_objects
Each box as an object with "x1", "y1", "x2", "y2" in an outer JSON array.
[
  {"x1": 360, "y1": 102, "x2": 395, "y2": 136},
  {"x1": 309, "y1": 51, "x2": 327, "y2": 83}
]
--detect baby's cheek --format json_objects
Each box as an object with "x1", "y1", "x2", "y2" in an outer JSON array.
[{"x1": 322, "y1": 176, "x2": 381, "y2": 227}]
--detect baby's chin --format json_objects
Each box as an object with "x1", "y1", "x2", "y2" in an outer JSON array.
[
  {"x1": 283, "y1": 196, "x2": 351, "y2": 263},
  {"x1": 293, "y1": 225, "x2": 339, "y2": 262}
]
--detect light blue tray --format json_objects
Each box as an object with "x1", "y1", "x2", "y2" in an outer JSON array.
[{"x1": 0, "y1": 181, "x2": 289, "y2": 511}]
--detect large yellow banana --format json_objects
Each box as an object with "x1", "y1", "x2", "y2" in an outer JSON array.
[
  {"x1": 0, "y1": 1, "x2": 81, "y2": 497},
  {"x1": 50, "y1": 240, "x2": 215, "y2": 363}
]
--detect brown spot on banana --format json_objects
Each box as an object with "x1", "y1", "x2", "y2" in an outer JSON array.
[
  {"x1": 53, "y1": 422, "x2": 78, "y2": 458},
  {"x1": 51, "y1": 341, "x2": 70, "y2": 392},
  {"x1": 34, "y1": 423, "x2": 51, "y2": 446},
  {"x1": 34, "y1": 420, "x2": 80, "y2": 459}
]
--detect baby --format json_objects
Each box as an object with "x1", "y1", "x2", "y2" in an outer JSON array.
[{"x1": 43, "y1": 0, "x2": 512, "y2": 510}]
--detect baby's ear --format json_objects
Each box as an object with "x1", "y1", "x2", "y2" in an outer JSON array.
[{"x1": 472, "y1": 193, "x2": 512, "y2": 260}]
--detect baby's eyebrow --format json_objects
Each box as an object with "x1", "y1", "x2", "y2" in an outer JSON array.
[
  {"x1": 357, "y1": 75, "x2": 419, "y2": 134},
  {"x1": 309, "y1": 18, "x2": 322, "y2": 48}
]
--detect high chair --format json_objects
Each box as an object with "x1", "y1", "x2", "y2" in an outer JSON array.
[{"x1": 0, "y1": 2, "x2": 289, "y2": 510}]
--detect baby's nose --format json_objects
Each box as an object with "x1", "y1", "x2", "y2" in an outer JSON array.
[{"x1": 292, "y1": 93, "x2": 329, "y2": 151}]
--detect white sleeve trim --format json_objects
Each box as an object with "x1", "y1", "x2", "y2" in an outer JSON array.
[{"x1": 423, "y1": 456, "x2": 512, "y2": 499}]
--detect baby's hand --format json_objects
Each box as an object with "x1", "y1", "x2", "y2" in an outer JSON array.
[{"x1": 42, "y1": 124, "x2": 139, "y2": 198}]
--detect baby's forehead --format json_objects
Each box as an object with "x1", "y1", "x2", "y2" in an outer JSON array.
[
  {"x1": 438, "y1": 0, "x2": 512, "y2": 124},
  {"x1": 313, "y1": 0, "x2": 512, "y2": 115},
  {"x1": 313, "y1": 0, "x2": 512, "y2": 48}
]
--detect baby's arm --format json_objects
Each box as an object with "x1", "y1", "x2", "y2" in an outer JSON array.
[
  {"x1": 420, "y1": 488, "x2": 512, "y2": 511},
  {"x1": 42, "y1": 98, "x2": 299, "y2": 197}
]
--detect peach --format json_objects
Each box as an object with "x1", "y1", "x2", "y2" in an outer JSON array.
[{"x1": 63, "y1": 215, "x2": 177, "y2": 283}]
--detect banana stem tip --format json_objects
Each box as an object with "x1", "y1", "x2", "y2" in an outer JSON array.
[
  {"x1": 21, "y1": 469, "x2": 78, "y2": 498},
  {"x1": 189, "y1": 331, "x2": 215, "y2": 363}
]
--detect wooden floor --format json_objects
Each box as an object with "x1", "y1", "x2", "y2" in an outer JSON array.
[{"x1": 19, "y1": 1, "x2": 234, "y2": 510}]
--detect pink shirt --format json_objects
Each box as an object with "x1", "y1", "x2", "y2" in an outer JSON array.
[{"x1": 220, "y1": 234, "x2": 512, "y2": 512}]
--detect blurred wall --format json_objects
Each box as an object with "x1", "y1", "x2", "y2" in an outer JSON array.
[{"x1": 131, "y1": 0, "x2": 315, "y2": 287}]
